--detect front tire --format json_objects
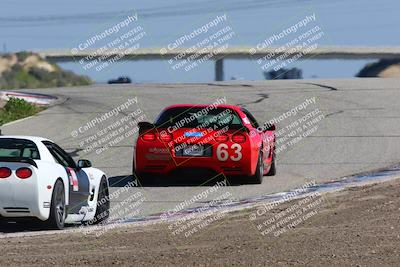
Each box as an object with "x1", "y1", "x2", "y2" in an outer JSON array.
[
  {"x1": 45, "y1": 180, "x2": 66, "y2": 230},
  {"x1": 267, "y1": 151, "x2": 276, "y2": 176},
  {"x1": 93, "y1": 177, "x2": 110, "y2": 225},
  {"x1": 249, "y1": 151, "x2": 264, "y2": 184}
]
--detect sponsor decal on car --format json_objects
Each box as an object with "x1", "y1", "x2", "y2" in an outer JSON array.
[
  {"x1": 243, "y1": 117, "x2": 251, "y2": 125},
  {"x1": 149, "y1": 147, "x2": 169, "y2": 154},
  {"x1": 145, "y1": 154, "x2": 171, "y2": 160},
  {"x1": 184, "y1": 131, "x2": 204, "y2": 137},
  {"x1": 67, "y1": 168, "x2": 79, "y2": 191}
]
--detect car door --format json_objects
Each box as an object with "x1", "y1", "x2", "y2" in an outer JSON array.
[{"x1": 43, "y1": 141, "x2": 90, "y2": 214}]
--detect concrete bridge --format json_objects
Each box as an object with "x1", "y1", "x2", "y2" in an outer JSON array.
[{"x1": 38, "y1": 46, "x2": 400, "y2": 81}]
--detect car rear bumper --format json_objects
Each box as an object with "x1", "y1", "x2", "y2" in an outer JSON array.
[
  {"x1": 0, "y1": 206, "x2": 45, "y2": 220},
  {"x1": 136, "y1": 155, "x2": 253, "y2": 177},
  {"x1": 0, "y1": 180, "x2": 48, "y2": 221}
]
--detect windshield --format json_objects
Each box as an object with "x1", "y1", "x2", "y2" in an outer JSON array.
[
  {"x1": 0, "y1": 138, "x2": 40, "y2": 159},
  {"x1": 155, "y1": 107, "x2": 243, "y2": 129}
]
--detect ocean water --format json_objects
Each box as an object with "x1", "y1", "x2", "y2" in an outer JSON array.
[{"x1": 1, "y1": 0, "x2": 399, "y2": 82}]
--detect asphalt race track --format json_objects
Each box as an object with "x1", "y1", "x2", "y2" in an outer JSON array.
[{"x1": 2, "y1": 78, "x2": 400, "y2": 219}]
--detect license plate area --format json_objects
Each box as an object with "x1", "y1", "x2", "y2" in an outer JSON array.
[
  {"x1": 183, "y1": 145, "x2": 203, "y2": 156},
  {"x1": 175, "y1": 144, "x2": 212, "y2": 157}
]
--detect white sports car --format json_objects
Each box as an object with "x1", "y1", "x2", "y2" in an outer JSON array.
[{"x1": 0, "y1": 136, "x2": 110, "y2": 230}]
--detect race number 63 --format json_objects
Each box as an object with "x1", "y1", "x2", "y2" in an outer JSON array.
[{"x1": 216, "y1": 143, "x2": 242, "y2": 161}]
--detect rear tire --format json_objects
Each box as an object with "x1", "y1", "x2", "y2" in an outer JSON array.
[
  {"x1": 45, "y1": 180, "x2": 66, "y2": 230},
  {"x1": 248, "y1": 151, "x2": 264, "y2": 184},
  {"x1": 0, "y1": 216, "x2": 7, "y2": 229},
  {"x1": 93, "y1": 177, "x2": 110, "y2": 225},
  {"x1": 135, "y1": 172, "x2": 157, "y2": 185}
]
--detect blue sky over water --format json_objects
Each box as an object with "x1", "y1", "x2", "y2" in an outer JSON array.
[{"x1": 1, "y1": 0, "x2": 398, "y2": 82}]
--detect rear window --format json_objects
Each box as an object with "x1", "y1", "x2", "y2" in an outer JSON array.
[
  {"x1": 0, "y1": 138, "x2": 40, "y2": 159},
  {"x1": 155, "y1": 107, "x2": 243, "y2": 129}
]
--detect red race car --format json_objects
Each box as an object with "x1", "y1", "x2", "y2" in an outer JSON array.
[{"x1": 134, "y1": 104, "x2": 276, "y2": 184}]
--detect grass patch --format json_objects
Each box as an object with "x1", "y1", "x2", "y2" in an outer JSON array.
[{"x1": 0, "y1": 98, "x2": 42, "y2": 126}]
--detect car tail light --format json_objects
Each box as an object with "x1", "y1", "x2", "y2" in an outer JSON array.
[
  {"x1": 159, "y1": 132, "x2": 173, "y2": 142},
  {"x1": 16, "y1": 168, "x2": 32, "y2": 179},
  {"x1": 232, "y1": 134, "x2": 246, "y2": 143},
  {"x1": 142, "y1": 132, "x2": 156, "y2": 141},
  {"x1": 0, "y1": 167, "x2": 11, "y2": 179},
  {"x1": 215, "y1": 134, "x2": 229, "y2": 142}
]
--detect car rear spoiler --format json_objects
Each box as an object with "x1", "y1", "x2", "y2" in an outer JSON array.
[{"x1": 0, "y1": 157, "x2": 38, "y2": 168}]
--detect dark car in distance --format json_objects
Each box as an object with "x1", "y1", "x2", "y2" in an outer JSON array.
[{"x1": 108, "y1": 76, "x2": 132, "y2": 84}]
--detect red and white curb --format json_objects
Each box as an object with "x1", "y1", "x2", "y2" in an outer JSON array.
[{"x1": 0, "y1": 91, "x2": 58, "y2": 106}]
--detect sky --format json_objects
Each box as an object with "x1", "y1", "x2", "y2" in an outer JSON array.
[{"x1": 1, "y1": 0, "x2": 399, "y2": 82}]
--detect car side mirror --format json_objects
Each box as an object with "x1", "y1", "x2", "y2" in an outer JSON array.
[
  {"x1": 77, "y1": 159, "x2": 92, "y2": 168},
  {"x1": 264, "y1": 123, "x2": 276, "y2": 131}
]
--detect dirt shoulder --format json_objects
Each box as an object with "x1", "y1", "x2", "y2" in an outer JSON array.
[{"x1": 1, "y1": 179, "x2": 400, "y2": 266}]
